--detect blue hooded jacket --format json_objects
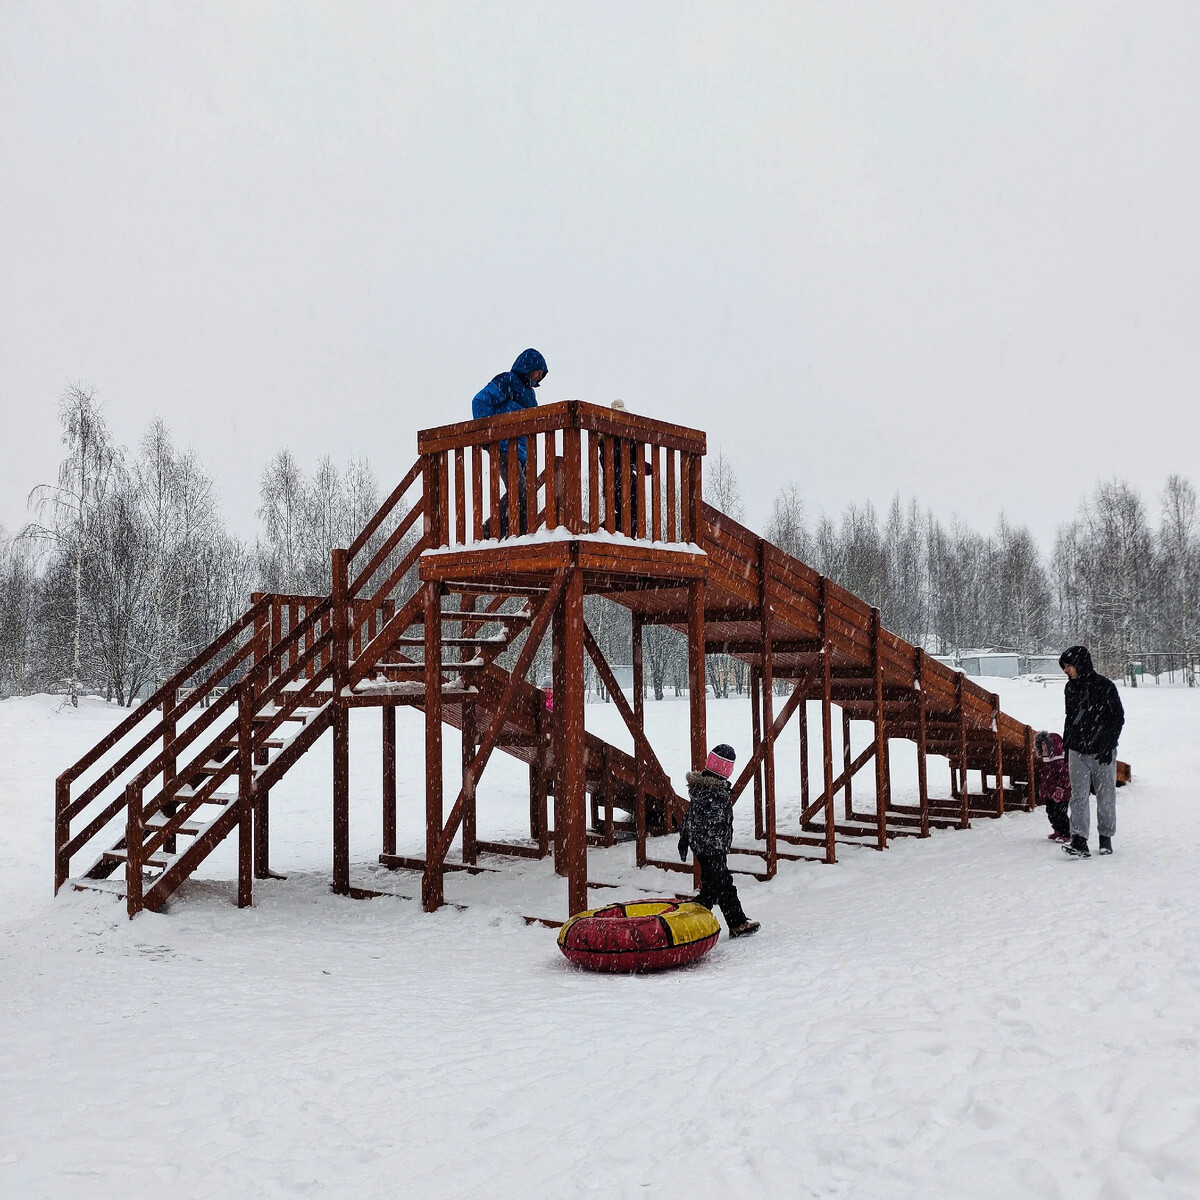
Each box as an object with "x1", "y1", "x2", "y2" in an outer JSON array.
[{"x1": 471, "y1": 349, "x2": 548, "y2": 465}]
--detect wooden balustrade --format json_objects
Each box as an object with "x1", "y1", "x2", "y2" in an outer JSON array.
[{"x1": 416, "y1": 400, "x2": 706, "y2": 550}]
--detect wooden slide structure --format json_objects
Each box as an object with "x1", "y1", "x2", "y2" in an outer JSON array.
[{"x1": 55, "y1": 402, "x2": 1090, "y2": 921}]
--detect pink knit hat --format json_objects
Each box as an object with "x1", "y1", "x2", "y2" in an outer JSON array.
[{"x1": 705, "y1": 744, "x2": 736, "y2": 779}]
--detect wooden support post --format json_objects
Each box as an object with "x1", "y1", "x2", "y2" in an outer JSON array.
[
  {"x1": 238, "y1": 684, "x2": 254, "y2": 907},
  {"x1": 1025, "y1": 725, "x2": 1038, "y2": 811},
  {"x1": 916, "y1": 649, "x2": 930, "y2": 838},
  {"x1": 459, "y1": 591, "x2": 478, "y2": 863},
  {"x1": 820, "y1": 578, "x2": 836, "y2": 864},
  {"x1": 992, "y1": 694, "x2": 1005, "y2": 817},
  {"x1": 956, "y1": 673, "x2": 970, "y2": 829},
  {"x1": 332, "y1": 547, "x2": 351, "y2": 895},
  {"x1": 462, "y1": 702, "x2": 478, "y2": 864},
  {"x1": 842, "y1": 708, "x2": 854, "y2": 819},
  {"x1": 758, "y1": 541, "x2": 777, "y2": 877},
  {"x1": 535, "y1": 704, "x2": 551, "y2": 857},
  {"x1": 559, "y1": 562, "x2": 587, "y2": 916},
  {"x1": 797, "y1": 686, "x2": 809, "y2": 823},
  {"x1": 552, "y1": 574, "x2": 568, "y2": 877},
  {"x1": 125, "y1": 780, "x2": 144, "y2": 919},
  {"x1": 632, "y1": 613, "x2": 647, "y2": 868},
  {"x1": 382, "y1": 704, "x2": 397, "y2": 857},
  {"x1": 750, "y1": 665, "x2": 764, "y2": 840},
  {"x1": 687, "y1": 580, "x2": 707, "y2": 770},
  {"x1": 422, "y1": 579, "x2": 444, "y2": 910},
  {"x1": 871, "y1": 607, "x2": 887, "y2": 851},
  {"x1": 688, "y1": 578, "x2": 706, "y2": 890}
]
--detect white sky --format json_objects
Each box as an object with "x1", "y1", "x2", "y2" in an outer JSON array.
[{"x1": 2, "y1": 2, "x2": 1198, "y2": 546}]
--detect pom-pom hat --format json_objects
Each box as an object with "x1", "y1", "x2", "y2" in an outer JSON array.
[{"x1": 705, "y1": 743, "x2": 736, "y2": 779}]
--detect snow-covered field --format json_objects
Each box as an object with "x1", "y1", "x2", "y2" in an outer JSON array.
[{"x1": 3, "y1": 677, "x2": 1199, "y2": 1199}]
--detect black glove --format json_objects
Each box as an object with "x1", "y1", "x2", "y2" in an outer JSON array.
[
  {"x1": 1096, "y1": 749, "x2": 1113, "y2": 766},
  {"x1": 678, "y1": 832, "x2": 689, "y2": 862}
]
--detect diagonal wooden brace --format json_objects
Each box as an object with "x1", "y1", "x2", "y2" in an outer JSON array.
[
  {"x1": 429, "y1": 569, "x2": 567, "y2": 870},
  {"x1": 729, "y1": 662, "x2": 821, "y2": 804},
  {"x1": 582, "y1": 625, "x2": 681, "y2": 817}
]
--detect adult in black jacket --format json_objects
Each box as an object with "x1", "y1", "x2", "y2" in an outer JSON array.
[
  {"x1": 677, "y1": 744, "x2": 759, "y2": 937},
  {"x1": 1059, "y1": 645, "x2": 1124, "y2": 858}
]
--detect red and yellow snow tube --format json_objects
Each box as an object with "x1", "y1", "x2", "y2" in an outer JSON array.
[{"x1": 557, "y1": 899, "x2": 720, "y2": 973}]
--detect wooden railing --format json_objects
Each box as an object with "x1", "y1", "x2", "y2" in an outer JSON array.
[
  {"x1": 53, "y1": 591, "x2": 344, "y2": 908},
  {"x1": 53, "y1": 598, "x2": 270, "y2": 893},
  {"x1": 416, "y1": 400, "x2": 707, "y2": 550}
]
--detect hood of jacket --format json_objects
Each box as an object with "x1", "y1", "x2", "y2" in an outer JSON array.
[
  {"x1": 1035, "y1": 730, "x2": 1065, "y2": 760},
  {"x1": 1059, "y1": 645, "x2": 1094, "y2": 675},
  {"x1": 511, "y1": 348, "x2": 548, "y2": 385}
]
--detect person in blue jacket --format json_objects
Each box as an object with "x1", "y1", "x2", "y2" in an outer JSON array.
[{"x1": 472, "y1": 349, "x2": 548, "y2": 537}]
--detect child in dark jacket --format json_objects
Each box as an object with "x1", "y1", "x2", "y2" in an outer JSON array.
[
  {"x1": 1035, "y1": 730, "x2": 1071, "y2": 843},
  {"x1": 677, "y1": 743, "x2": 760, "y2": 938}
]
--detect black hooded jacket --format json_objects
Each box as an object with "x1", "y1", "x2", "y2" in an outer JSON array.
[
  {"x1": 1060, "y1": 646, "x2": 1125, "y2": 757},
  {"x1": 679, "y1": 770, "x2": 734, "y2": 858}
]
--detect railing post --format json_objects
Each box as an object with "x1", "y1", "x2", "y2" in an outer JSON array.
[
  {"x1": 424, "y1": 453, "x2": 443, "y2": 548},
  {"x1": 237, "y1": 683, "x2": 253, "y2": 908},
  {"x1": 162, "y1": 683, "x2": 178, "y2": 854},
  {"x1": 562, "y1": 402, "x2": 583, "y2": 533},
  {"x1": 687, "y1": 452, "x2": 703, "y2": 546},
  {"x1": 126, "y1": 780, "x2": 144, "y2": 919},
  {"x1": 54, "y1": 776, "x2": 70, "y2": 893},
  {"x1": 332, "y1": 548, "x2": 351, "y2": 895}
]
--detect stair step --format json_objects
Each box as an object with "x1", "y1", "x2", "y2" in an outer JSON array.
[
  {"x1": 439, "y1": 608, "x2": 532, "y2": 624},
  {"x1": 145, "y1": 817, "x2": 205, "y2": 836},
  {"x1": 68, "y1": 877, "x2": 126, "y2": 897},
  {"x1": 103, "y1": 849, "x2": 172, "y2": 868},
  {"x1": 253, "y1": 709, "x2": 309, "y2": 723},
  {"x1": 391, "y1": 635, "x2": 508, "y2": 646},
  {"x1": 377, "y1": 659, "x2": 485, "y2": 672},
  {"x1": 173, "y1": 786, "x2": 237, "y2": 804}
]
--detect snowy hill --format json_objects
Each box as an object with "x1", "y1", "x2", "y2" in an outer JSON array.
[{"x1": 2, "y1": 680, "x2": 1199, "y2": 1199}]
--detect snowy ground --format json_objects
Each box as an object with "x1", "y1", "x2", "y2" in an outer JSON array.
[{"x1": 3, "y1": 677, "x2": 1199, "y2": 1199}]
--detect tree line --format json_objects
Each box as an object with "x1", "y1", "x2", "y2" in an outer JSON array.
[{"x1": 1, "y1": 390, "x2": 1197, "y2": 704}]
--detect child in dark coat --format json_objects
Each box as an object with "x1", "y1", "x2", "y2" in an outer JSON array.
[
  {"x1": 1035, "y1": 730, "x2": 1071, "y2": 843},
  {"x1": 677, "y1": 743, "x2": 760, "y2": 938}
]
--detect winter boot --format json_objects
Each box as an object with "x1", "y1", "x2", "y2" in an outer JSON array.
[
  {"x1": 729, "y1": 920, "x2": 761, "y2": 938},
  {"x1": 1047, "y1": 831, "x2": 1070, "y2": 843},
  {"x1": 1062, "y1": 835, "x2": 1091, "y2": 859},
  {"x1": 1098, "y1": 835, "x2": 1113, "y2": 855}
]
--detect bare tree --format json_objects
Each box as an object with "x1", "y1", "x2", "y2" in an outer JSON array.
[
  {"x1": 704, "y1": 450, "x2": 745, "y2": 523},
  {"x1": 1158, "y1": 474, "x2": 1199, "y2": 684},
  {"x1": 257, "y1": 449, "x2": 307, "y2": 593},
  {"x1": 25, "y1": 386, "x2": 121, "y2": 705},
  {"x1": 765, "y1": 484, "x2": 810, "y2": 560}
]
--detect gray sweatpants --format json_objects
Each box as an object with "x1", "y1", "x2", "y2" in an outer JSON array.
[{"x1": 1068, "y1": 750, "x2": 1117, "y2": 841}]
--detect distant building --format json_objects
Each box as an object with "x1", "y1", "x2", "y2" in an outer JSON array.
[
  {"x1": 1025, "y1": 654, "x2": 1062, "y2": 675},
  {"x1": 959, "y1": 652, "x2": 1021, "y2": 679}
]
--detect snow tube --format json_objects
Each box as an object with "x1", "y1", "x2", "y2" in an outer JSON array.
[{"x1": 557, "y1": 900, "x2": 720, "y2": 973}]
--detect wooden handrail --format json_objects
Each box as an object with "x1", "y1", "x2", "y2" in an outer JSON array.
[
  {"x1": 56, "y1": 595, "x2": 270, "y2": 789},
  {"x1": 417, "y1": 400, "x2": 707, "y2": 457},
  {"x1": 347, "y1": 457, "x2": 423, "y2": 562}
]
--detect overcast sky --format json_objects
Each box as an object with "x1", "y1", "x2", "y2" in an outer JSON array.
[{"x1": 2, "y1": 2, "x2": 1198, "y2": 548}]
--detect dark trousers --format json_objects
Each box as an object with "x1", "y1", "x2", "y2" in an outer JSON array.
[
  {"x1": 486, "y1": 462, "x2": 527, "y2": 538},
  {"x1": 1046, "y1": 798, "x2": 1070, "y2": 837},
  {"x1": 696, "y1": 851, "x2": 747, "y2": 928}
]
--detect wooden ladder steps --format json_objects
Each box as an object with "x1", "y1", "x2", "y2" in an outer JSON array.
[
  {"x1": 391, "y1": 635, "x2": 509, "y2": 646},
  {"x1": 102, "y1": 848, "x2": 173, "y2": 869}
]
